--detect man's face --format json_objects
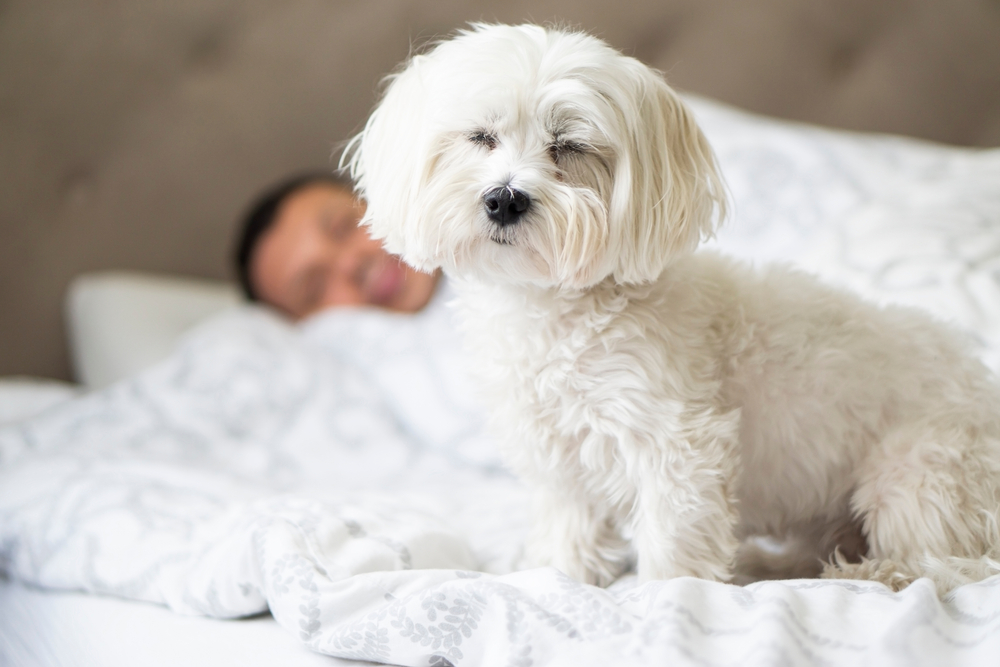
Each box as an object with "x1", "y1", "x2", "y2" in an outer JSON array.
[{"x1": 250, "y1": 183, "x2": 438, "y2": 319}]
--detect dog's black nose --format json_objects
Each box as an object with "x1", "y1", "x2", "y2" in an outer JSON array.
[{"x1": 483, "y1": 187, "x2": 530, "y2": 225}]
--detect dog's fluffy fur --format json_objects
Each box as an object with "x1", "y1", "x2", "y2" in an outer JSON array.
[{"x1": 347, "y1": 24, "x2": 1000, "y2": 592}]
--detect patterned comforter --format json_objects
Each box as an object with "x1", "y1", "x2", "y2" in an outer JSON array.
[{"x1": 2, "y1": 98, "x2": 1000, "y2": 666}]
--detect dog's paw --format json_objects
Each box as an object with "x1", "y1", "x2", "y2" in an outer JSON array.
[
  {"x1": 637, "y1": 557, "x2": 735, "y2": 584},
  {"x1": 634, "y1": 524, "x2": 738, "y2": 583},
  {"x1": 525, "y1": 533, "x2": 630, "y2": 587},
  {"x1": 821, "y1": 555, "x2": 917, "y2": 591}
]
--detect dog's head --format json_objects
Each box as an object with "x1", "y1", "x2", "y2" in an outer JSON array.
[{"x1": 346, "y1": 24, "x2": 727, "y2": 289}]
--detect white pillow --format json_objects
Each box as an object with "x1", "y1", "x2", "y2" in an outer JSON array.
[
  {"x1": 66, "y1": 271, "x2": 241, "y2": 389},
  {"x1": 688, "y1": 96, "x2": 1000, "y2": 370}
]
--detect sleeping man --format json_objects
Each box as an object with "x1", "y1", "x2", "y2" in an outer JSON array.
[
  {"x1": 234, "y1": 172, "x2": 440, "y2": 318},
  {"x1": 228, "y1": 171, "x2": 503, "y2": 503}
]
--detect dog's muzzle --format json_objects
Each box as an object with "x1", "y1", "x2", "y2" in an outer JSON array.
[{"x1": 483, "y1": 186, "x2": 530, "y2": 225}]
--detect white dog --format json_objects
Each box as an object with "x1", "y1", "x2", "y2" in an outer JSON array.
[{"x1": 347, "y1": 23, "x2": 1000, "y2": 592}]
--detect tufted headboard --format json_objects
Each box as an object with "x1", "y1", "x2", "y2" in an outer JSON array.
[{"x1": 2, "y1": 0, "x2": 999, "y2": 381}]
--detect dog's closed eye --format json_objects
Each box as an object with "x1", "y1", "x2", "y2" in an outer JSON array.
[
  {"x1": 469, "y1": 130, "x2": 498, "y2": 150},
  {"x1": 548, "y1": 140, "x2": 587, "y2": 163}
]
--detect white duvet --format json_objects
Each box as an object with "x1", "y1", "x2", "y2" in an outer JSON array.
[{"x1": 3, "y1": 98, "x2": 1000, "y2": 666}]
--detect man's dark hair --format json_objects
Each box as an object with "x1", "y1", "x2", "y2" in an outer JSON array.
[{"x1": 233, "y1": 171, "x2": 355, "y2": 301}]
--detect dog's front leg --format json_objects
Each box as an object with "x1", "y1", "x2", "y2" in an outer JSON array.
[
  {"x1": 525, "y1": 484, "x2": 629, "y2": 587},
  {"x1": 629, "y1": 411, "x2": 742, "y2": 582}
]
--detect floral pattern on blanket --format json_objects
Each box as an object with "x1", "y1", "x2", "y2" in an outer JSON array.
[{"x1": 3, "y1": 97, "x2": 1000, "y2": 666}]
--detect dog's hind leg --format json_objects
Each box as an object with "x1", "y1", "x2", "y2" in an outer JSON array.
[{"x1": 827, "y1": 420, "x2": 1000, "y2": 593}]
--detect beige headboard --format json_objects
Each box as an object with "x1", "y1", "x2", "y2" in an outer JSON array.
[{"x1": 2, "y1": 0, "x2": 999, "y2": 381}]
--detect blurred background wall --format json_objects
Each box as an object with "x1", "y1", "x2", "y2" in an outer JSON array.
[{"x1": 2, "y1": 0, "x2": 999, "y2": 381}]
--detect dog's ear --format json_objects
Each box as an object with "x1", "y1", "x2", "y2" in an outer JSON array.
[
  {"x1": 609, "y1": 64, "x2": 728, "y2": 284},
  {"x1": 343, "y1": 55, "x2": 437, "y2": 269}
]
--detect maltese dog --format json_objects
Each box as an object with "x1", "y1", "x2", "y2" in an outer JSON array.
[{"x1": 347, "y1": 24, "x2": 1000, "y2": 592}]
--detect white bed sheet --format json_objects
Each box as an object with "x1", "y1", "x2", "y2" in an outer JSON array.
[
  {"x1": 0, "y1": 379, "x2": 78, "y2": 428},
  {"x1": 0, "y1": 579, "x2": 363, "y2": 667},
  {"x1": 2, "y1": 97, "x2": 1000, "y2": 667},
  {"x1": 0, "y1": 378, "x2": 363, "y2": 667}
]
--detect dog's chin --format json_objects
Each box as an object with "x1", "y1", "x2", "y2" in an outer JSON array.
[
  {"x1": 450, "y1": 239, "x2": 610, "y2": 292},
  {"x1": 487, "y1": 223, "x2": 518, "y2": 247},
  {"x1": 434, "y1": 232, "x2": 551, "y2": 288}
]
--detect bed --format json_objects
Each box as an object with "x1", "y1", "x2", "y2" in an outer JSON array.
[{"x1": 3, "y1": 97, "x2": 1000, "y2": 666}]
